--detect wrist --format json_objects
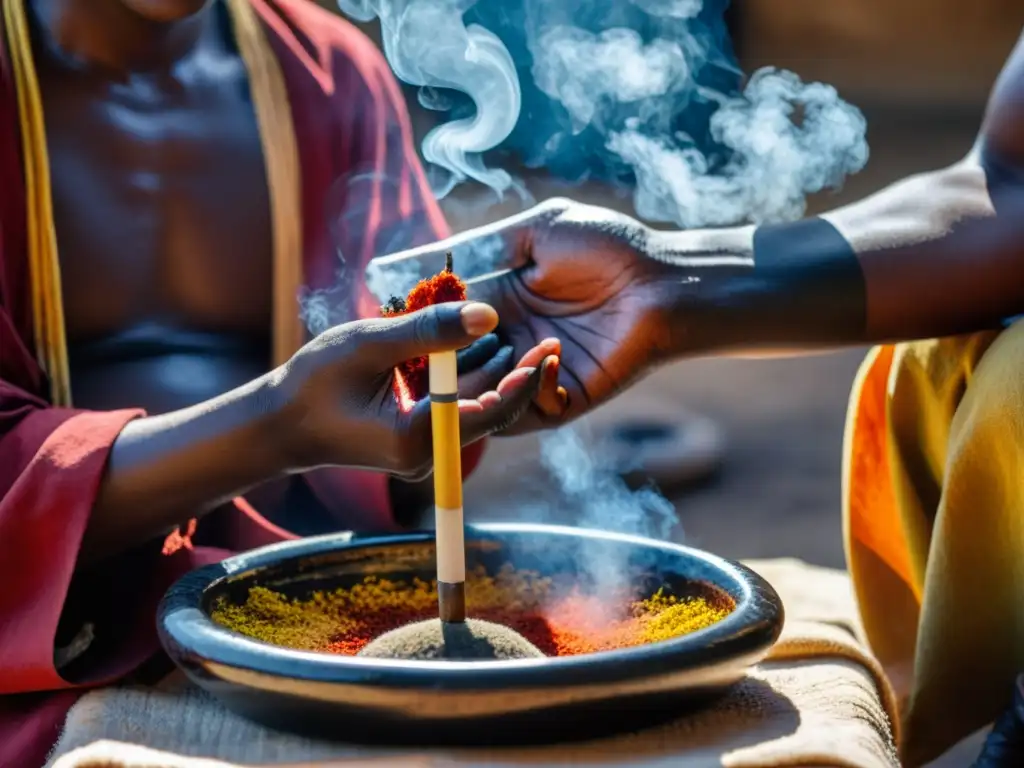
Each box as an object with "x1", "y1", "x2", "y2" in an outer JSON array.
[
  {"x1": 84, "y1": 373, "x2": 295, "y2": 564},
  {"x1": 254, "y1": 366, "x2": 310, "y2": 474},
  {"x1": 649, "y1": 218, "x2": 868, "y2": 356},
  {"x1": 644, "y1": 226, "x2": 758, "y2": 357}
]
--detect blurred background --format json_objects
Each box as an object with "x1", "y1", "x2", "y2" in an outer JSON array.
[{"x1": 324, "y1": 4, "x2": 1024, "y2": 762}]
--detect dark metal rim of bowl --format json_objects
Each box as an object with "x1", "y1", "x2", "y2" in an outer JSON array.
[{"x1": 157, "y1": 523, "x2": 785, "y2": 693}]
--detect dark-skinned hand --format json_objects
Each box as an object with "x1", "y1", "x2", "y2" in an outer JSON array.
[
  {"x1": 276, "y1": 300, "x2": 561, "y2": 478},
  {"x1": 367, "y1": 199, "x2": 681, "y2": 433}
]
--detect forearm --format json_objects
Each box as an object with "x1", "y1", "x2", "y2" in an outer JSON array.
[
  {"x1": 81, "y1": 372, "x2": 292, "y2": 566},
  {"x1": 650, "y1": 151, "x2": 1024, "y2": 354}
]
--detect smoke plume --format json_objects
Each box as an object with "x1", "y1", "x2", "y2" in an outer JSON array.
[
  {"x1": 537, "y1": 425, "x2": 677, "y2": 595},
  {"x1": 340, "y1": 0, "x2": 868, "y2": 227},
  {"x1": 607, "y1": 69, "x2": 869, "y2": 226},
  {"x1": 337, "y1": 0, "x2": 522, "y2": 200}
]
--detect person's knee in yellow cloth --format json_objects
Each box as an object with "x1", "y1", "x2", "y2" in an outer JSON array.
[{"x1": 845, "y1": 319, "x2": 1024, "y2": 766}]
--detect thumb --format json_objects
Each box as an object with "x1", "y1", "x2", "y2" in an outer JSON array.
[{"x1": 359, "y1": 302, "x2": 499, "y2": 368}]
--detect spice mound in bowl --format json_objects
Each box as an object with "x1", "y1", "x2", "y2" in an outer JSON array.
[
  {"x1": 358, "y1": 617, "x2": 546, "y2": 660},
  {"x1": 210, "y1": 564, "x2": 734, "y2": 658}
]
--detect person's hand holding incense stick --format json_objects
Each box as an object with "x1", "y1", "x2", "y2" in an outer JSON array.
[
  {"x1": 350, "y1": 262, "x2": 553, "y2": 650},
  {"x1": 84, "y1": 299, "x2": 555, "y2": 562},
  {"x1": 276, "y1": 300, "x2": 553, "y2": 481},
  {"x1": 372, "y1": 254, "x2": 560, "y2": 628}
]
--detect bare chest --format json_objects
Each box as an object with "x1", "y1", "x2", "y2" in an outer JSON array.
[{"x1": 40, "y1": 67, "x2": 274, "y2": 344}]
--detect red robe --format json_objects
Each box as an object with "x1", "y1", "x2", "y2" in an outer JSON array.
[{"x1": 0, "y1": 2, "x2": 484, "y2": 764}]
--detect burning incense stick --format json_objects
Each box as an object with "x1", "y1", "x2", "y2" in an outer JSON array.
[{"x1": 430, "y1": 254, "x2": 466, "y2": 623}]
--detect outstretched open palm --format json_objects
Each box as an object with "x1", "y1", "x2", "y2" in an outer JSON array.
[{"x1": 369, "y1": 199, "x2": 677, "y2": 433}]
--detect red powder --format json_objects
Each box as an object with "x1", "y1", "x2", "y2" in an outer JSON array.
[
  {"x1": 322, "y1": 593, "x2": 644, "y2": 657},
  {"x1": 325, "y1": 607, "x2": 427, "y2": 656},
  {"x1": 381, "y1": 253, "x2": 467, "y2": 405}
]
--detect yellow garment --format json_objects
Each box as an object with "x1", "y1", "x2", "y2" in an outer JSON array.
[
  {"x1": 1, "y1": 0, "x2": 304, "y2": 407},
  {"x1": 844, "y1": 319, "x2": 1024, "y2": 766}
]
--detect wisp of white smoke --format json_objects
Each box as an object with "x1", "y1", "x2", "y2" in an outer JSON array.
[
  {"x1": 628, "y1": 0, "x2": 703, "y2": 18},
  {"x1": 340, "y1": 0, "x2": 867, "y2": 226},
  {"x1": 338, "y1": 0, "x2": 521, "y2": 199},
  {"x1": 539, "y1": 426, "x2": 677, "y2": 593},
  {"x1": 528, "y1": 11, "x2": 867, "y2": 226},
  {"x1": 607, "y1": 70, "x2": 869, "y2": 226}
]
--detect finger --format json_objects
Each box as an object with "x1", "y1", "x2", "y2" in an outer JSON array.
[
  {"x1": 498, "y1": 353, "x2": 565, "y2": 418},
  {"x1": 504, "y1": 341, "x2": 566, "y2": 420},
  {"x1": 532, "y1": 355, "x2": 569, "y2": 418},
  {"x1": 459, "y1": 365, "x2": 544, "y2": 444},
  {"x1": 456, "y1": 337, "x2": 560, "y2": 402},
  {"x1": 495, "y1": 364, "x2": 537, "y2": 397},
  {"x1": 476, "y1": 391, "x2": 503, "y2": 409},
  {"x1": 400, "y1": 365, "x2": 542, "y2": 467},
  {"x1": 457, "y1": 344, "x2": 514, "y2": 400},
  {"x1": 489, "y1": 354, "x2": 575, "y2": 436},
  {"x1": 457, "y1": 339, "x2": 556, "y2": 401},
  {"x1": 456, "y1": 333, "x2": 501, "y2": 374},
  {"x1": 450, "y1": 365, "x2": 538, "y2": 414},
  {"x1": 401, "y1": 345, "x2": 557, "y2": 459},
  {"x1": 354, "y1": 302, "x2": 499, "y2": 368},
  {"x1": 515, "y1": 338, "x2": 560, "y2": 370}
]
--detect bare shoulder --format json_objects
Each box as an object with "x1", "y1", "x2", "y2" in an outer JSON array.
[{"x1": 981, "y1": 31, "x2": 1024, "y2": 167}]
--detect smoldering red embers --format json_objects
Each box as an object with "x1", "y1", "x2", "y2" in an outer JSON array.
[{"x1": 380, "y1": 253, "x2": 467, "y2": 406}]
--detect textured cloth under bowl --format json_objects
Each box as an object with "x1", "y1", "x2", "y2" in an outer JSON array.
[{"x1": 47, "y1": 559, "x2": 899, "y2": 768}]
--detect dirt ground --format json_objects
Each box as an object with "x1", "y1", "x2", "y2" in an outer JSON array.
[{"x1": 441, "y1": 103, "x2": 989, "y2": 764}]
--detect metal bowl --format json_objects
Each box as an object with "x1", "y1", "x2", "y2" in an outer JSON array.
[{"x1": 158, "y1": 523, "x2": 783, "y2": 746}]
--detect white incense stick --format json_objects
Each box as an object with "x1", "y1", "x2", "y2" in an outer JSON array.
[{"x1": 429, "y1": 347, "x2": 466, "y2": 623}]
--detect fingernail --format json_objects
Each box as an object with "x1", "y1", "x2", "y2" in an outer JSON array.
[{"x1": 461, "y1": 303, "x2": 498, "y2": 335}]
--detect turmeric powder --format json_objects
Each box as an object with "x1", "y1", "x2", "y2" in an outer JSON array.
[{"x1": 636, "y1": 588, "x2": 732, "y2": 644}]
